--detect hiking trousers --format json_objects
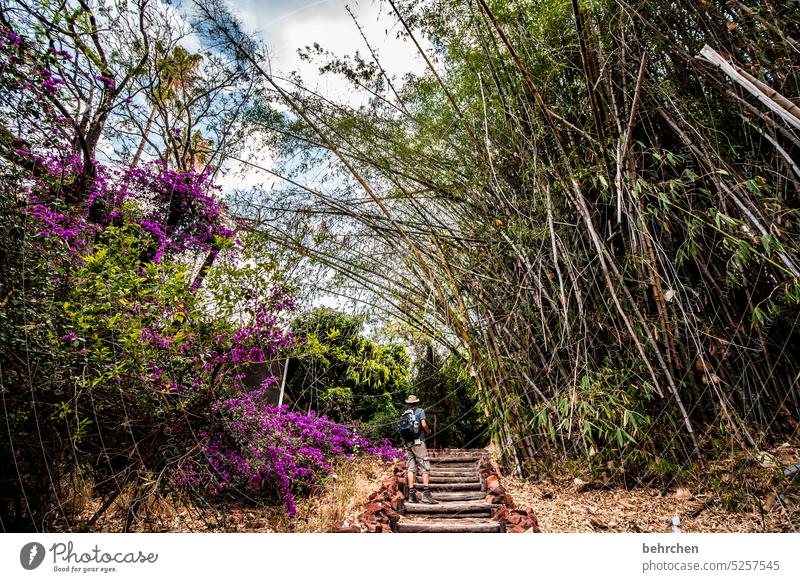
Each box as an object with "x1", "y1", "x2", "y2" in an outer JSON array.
[{"x1": 405, "y1": 441, "x2": 430, "y2": 475}]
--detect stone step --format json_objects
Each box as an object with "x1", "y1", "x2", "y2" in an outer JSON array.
[
  {"x1": 428, "y1": 471, "x2": 481, "y2": 483},
  {"x1": 403, "y1": 513, "x2": 478, "y2": 520},
  {"x1": 427, "y1": 482, "x2": 482, "y2": 491},
  {"x1": 428, "y1": 475, "x2": 481, "y2": 483},
  {"x1": 429, "y1": 450, "x2": 487, "y2": 459},
  {"x1": 428, "y1": 453, "x2": 481, "y2": 463},
  {"x1": 428, "y1": 468, "x2": 479, "y2": 475},
  {"x1": 428, "y1": 493, "x2": 485, "y2": 503},
  {"x1": 397, "y1": 518, "x2": 502, "y2": 533},
  {"x1": 404, "y1": 501, "x2": 494, "y2": 515},
  {"x1": 429, "y1": 461, "x2": 479, "y2": 469},
  {"x1": 395, "y1": 450, "x2": 498, "y2": 533}
]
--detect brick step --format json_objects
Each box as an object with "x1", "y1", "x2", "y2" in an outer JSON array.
[{"x1": 396, "y1": 518, "x2": 502, "y2": 533}]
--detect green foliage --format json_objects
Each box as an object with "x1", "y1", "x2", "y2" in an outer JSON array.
[
  {"x1": 529, "y1": 365, "x2": 664, "y2": 477},
  {"x1": 0, "y1": 188, "x2": 292, "y2": 529},
  {"x1": 287, "y1": 308, "x2": 411, "y2": 440},
  {"x1": 196, "y1": 0, "x2": 800, "y2": 494},
  {"x1": 412, "y1": 345, "x2": 488, "y2": 448}
]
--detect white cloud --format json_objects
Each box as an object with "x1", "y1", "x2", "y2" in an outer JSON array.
[
  {"x1": 229, "y1": 0, "x2": 429, "y2": 105},
  {"x1": 215, "y1": 132, "x2": 279, "y2": 192},
  {"x1": 216, "y1": 1, "x2": 432, "y2": 194}
]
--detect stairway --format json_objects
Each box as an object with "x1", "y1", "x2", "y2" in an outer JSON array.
[{"x1": 395, "y1": 448, "x2": 504, "y2": 533}]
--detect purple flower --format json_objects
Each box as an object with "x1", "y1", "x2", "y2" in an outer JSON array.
[
  {"x1": 95, "y1": 74, "x2": 114, "y2": 88},
  {"x1": 174, "y1": 387, "x2": 400, "y2": 517}
]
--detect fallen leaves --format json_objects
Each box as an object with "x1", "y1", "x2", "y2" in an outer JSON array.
[{"x1": 501, "y1": 474, "x2": 796, "y2": 533}]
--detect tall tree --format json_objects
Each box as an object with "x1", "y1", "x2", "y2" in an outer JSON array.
[
  {"x1": 195, "y1": 0, "x2": 800, "y2": 481},
  {"x1": 130, "y1": 45, "x2": 203, "y2": 168}
]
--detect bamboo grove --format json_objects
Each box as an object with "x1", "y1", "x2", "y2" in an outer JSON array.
[{"x1": 197, "y1": 0, "x2": 800, "y2": 482}]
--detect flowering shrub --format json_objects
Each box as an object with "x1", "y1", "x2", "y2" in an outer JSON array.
[
  {"x1": 0, "y1": 27, "x2": 67, "y2": 132},
  {"x1": 1, "y1": 26, "x2": 235, "y2": 268},
  {"x1": 0, "y1": 25, "x2": 399, "y2": 528},
  {"x1": 176, "y1": 389, "x2": 400, "y2": 516},
  {"x1": 123, "y1": 161, "x2": 235, "y2": 260},
  {"x1": 22, "y1": 158, "x2": 235, "y2": 267}
]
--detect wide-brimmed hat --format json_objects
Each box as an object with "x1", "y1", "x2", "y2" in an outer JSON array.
[{"x1": 405, "y1": 394, "x2": 420, "y2": 405}]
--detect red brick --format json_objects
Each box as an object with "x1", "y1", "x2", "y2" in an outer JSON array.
[
  {"x1": 497, "y1": 494, "x2": 515, "y2": 506},
  {"x1": 523, "y1": 515, "x2": 541, "y2": 532},
  {"x1": 493, "y1": 506, "x2": 509, "y2": 522},
  {"x1": 383, "y1": 507, "x2": 399, "y2": 519},
  {"x1": 363, "y1": 503, "x2": 382, "y2": 515}
]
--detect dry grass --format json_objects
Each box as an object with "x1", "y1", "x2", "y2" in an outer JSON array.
[
  {"x1": 56, "y1": 447, "x2": 799, "y2": 534},
  {"x1": 57, "y1": 474, "x2": 94, "y2": 517},
  {"x1": 53, "y1": 456, "x2": 393, "y2": 532},
  {"x1": 273, "y1": 456, "x2": 391, "y2": 532}
]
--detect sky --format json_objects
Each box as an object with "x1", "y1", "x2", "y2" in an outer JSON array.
[
  {"x1": 231, "y1": 0, "x2": 424, "y2": 92},
  {"x1": 214, "y1": 0, "x2": 428, "y2": 191},
  {"x1": 206, "y1": 1, "x2": 430, "y2": 313}
]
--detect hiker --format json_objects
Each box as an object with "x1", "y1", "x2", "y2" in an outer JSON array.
[{"x1": 398, "y1": 395, "x2": 438, "y2": 504}]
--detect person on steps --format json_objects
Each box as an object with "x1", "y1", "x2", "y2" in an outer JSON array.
[{"x1": 399, "y1": 395, "x2": 438, "y2": 504}]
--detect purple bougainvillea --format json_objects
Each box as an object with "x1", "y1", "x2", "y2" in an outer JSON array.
[
  {"x1": 175, "y1": 392, "x2": 400, "y2": 516},
  {"x1": 2, "y1": 24, "x2": 399, "y2": 521}
]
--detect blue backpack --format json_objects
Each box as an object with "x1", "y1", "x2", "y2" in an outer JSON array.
[{"x1": 397, "y1": 408, "x2": 420, "y2": 442}]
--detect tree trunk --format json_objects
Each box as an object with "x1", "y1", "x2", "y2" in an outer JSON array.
[{"x1": 131, "y1": 107, "x2": 157, "y2": 169}]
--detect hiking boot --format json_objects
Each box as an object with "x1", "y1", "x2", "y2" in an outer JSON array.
[
  {"x1": 421, "y1": 489, "x2": 439, "y2": 504},
  {"x1": 407, "y1": 488, "x2": 419, "y2": 503}
]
